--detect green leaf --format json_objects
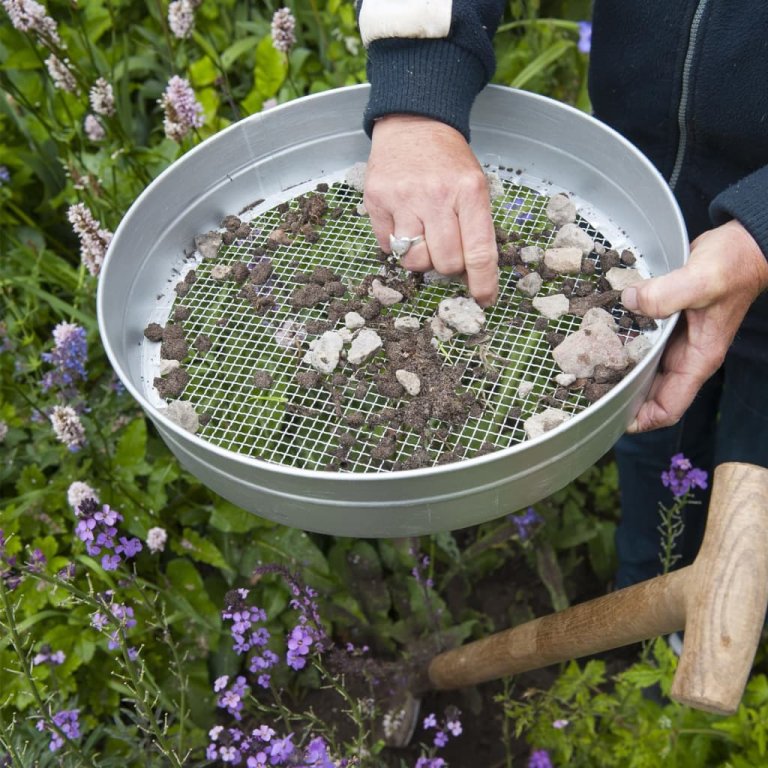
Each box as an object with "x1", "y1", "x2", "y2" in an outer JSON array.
[
  {"x1": 621, "y1": 664, "x2": 664, "y2": 689},
  {"x1": 15, "y1": 464, "x2": 46, "y2": 496},
  {"x1": 189, "y1": 56, "x2": 219, "y2": 87},
  {"x1": 511, "y1": 39, "x2": 575, "y2": 89},
  {"x1": 221, "y1": 36, "x2": 260, "y2": 70},
  {"x1": 171, "y1": 529, "x2": 234, "y2": 574},
  {"x1": 209, "y1": 500, "x2": 265, "y2": 533},
  {"x1": 114, "y1": 418, "x2": 147, "y2": 471},
  {"x1": 254, "y1": 34, "x2": 287, "y2": 99},
  {"x1": 166, "y1": 558, "x2": 222, "y2": 628}
]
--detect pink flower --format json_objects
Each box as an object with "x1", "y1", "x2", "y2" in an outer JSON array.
[
  {"x1": 2, "y1": 0, "x2": 60, "y2": 47},
  {"x1": 270, "y1": 7, "x2": 296, "y2": 53},
  {"x1": 45, "y1": 54, "x2": 77, "y2": 92},
  {"x1": 159, "y1": 75, "x2": 204, "y2": 142},
  {"x1": 67, "y1": 202, "x2": 113, "y2": 276}
]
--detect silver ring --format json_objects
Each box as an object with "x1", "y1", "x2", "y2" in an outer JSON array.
[{"x1": 389, "y1": 233, "x2": 424, "y2": 258}]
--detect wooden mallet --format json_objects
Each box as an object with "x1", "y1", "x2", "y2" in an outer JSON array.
[{"x1": 428, "y1": 462, "x2": 768, "y2": 715}]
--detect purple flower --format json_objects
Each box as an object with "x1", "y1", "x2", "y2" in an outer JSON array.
[
  {"x1": 577, "y1": 21, "x2": 592, "y2": 54},
  {"x1": 45, "y1": 54, "x2": 77, "y2": 93},
  {"x1": 159, "y1": 75, "x2": 204, "y2": 142},
  {"x1": 510, "y1": 506, "x2": 543, "y2": 540},
  {"x1": 433, "y1": 730, "x2": 448, "y2": 748},
  {"x1": 423, "y1": 713, "x2": 437, "y2": 730},
  {"x1": 304, "y1": 736, "x2": 334, "y2": 768},
  {"x1": 115, "y1": 536, "x2": 143, "y2": 558},
  {"x1": 84, "y1": 114, "x2": 105, "y2": 141},
  {"x1": 661, "y1": 453, "x2": 709, "y2": 498},
  {"x1": 415, "y1": 759, "x2": 446, "y2": 768},
  {"x1": 269, "y1": 734, "x2": 294, "y2": 764},
  {"x1": 528, "y1": 749, "x2": 553, "y2": 768},
  {"x1": 168, "y1": 0, "x2": 196, "y2": 39},
  {"x1": 253, "y1": 725, "x2": 275, "y2": 743},
  {"x1": 67, "y1": 203, "x2": 113, "y2": 276},
  {"x1": 216, "y1": 675, "x2": 249, "y2": 720},
  {"x1": 35, "y1": 709, "x2": 80, "y2": 752},
  {"x1": 286, "y1": 624, "x2": 313, "y2": 669},
  {"x1": 1, "y1": 0, "x2": 61, "y2": 47},
  {"x1": 49, "y1": 405, "x2": 86, "y2": 451},
  {"x1": 446, "y1": 717, "x2": 462, "y2": 737},
  {"x1": 0, "y1": 166, "x2": 9, "y2": 185},
  {"x1": 270, "y1": 7, "x2": 296, "y2": 53}
]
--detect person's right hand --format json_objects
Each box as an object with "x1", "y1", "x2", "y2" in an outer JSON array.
[{"x1": 364, "y1": 114, "x2": 499, "y2": 307}]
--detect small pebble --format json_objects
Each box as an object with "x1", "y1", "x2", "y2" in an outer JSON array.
[
  {"x1": 532, "y1": 293, "x2": 570, "y2": 320},
  {"x1": 545, "y1": 193, "x2": 577, "y2": 226},
  {"x1": 394, "y1": 316, "x2": 421, "y2": 332},
  {"x1": 195, "y1": 231, "x2": 222, "y2": 260},
  {"x1": 517, "y1": 272, "x2": 543, "y2": 297},
  {"x1": 163, "y1": 400, "x2": 199, "y2": 433},
  {"x1": 438, "y1": 296, "x2": 486, "y2": 334},
  {"x1": 606, "y1": 267, "x2": 645, "y2": 291},
  {"x1": 369, "y1": 279, "x2": 404, "y2": 307},
  {"x1": 519, "y1": 245, "x2": 543, "y2": 264},
  {"x1": 345, "y1": 312, "x2": 365, "y2": 330},
  {"x1": 347, "y1": 328, "x2": 383, "y2": 365},
  {"x1": 395, "y1": 369, "x2": 421, "y2": 396},
  {"x1": 552, "y1": 223, "x2": 593, "y2": 255}
]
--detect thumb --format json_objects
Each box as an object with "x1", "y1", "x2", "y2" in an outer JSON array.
[{"x1": 621, "y1": 267, "x2": 710, "y2": 319}]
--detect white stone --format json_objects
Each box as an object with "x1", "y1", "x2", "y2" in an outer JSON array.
[
  {"x1": 555, "y1": 372, "x2": 576, "y2": 387},
  {"x1": 546, "y1": 193, "x2": 577, "y2": 226},
  {"x1": 552, "y1": 223, "x2": 593, "y2": 255},
  {"x1": 430, "y1": 316, "x2": 454, "y2": 342},
  {"x1": 519, "y1": 245, "x2": 543, "y2": 265},
  {"x1": 394, "y1": 316, "x2": 421, "y2": 331},
  {"x1": 345, "y1": 162, "x2": 367, "y2": 193},
  {"x1": 210, "y1": 263, "x2": 231, "y2": 280},
  {"x1": 395, "y1": 369, "x2": 421, "y2": 396},
  {"x1": 337, "y1": 328, "x2": 354, "y2": 343},
  {"x1": 606, "y1": 267, "x2": 645, "y2": 291},
  {"x1": 347, "y1": 328, "x2": 383, "y2": 365},
  {"x1": 544, "y1": 246, "x2": 582, "y2": 274},
  {"x1": 524, "y1": 408, "x2": 571, "y2": 440},
  {"x1": 158, "y1": 358, "x2": 180, "y2": 376},
  {"x1": 581, "y1": 307, "x2": 617, "y2": 332},
  {"x1": 532, "y1": 293, "x2": 570, "y2": 320},
  {"x1": 370, "y1": 279, "x2": 404, "y2": 307},
  {"x1": 484, "y1": 169, "x2": 505, "y2": 200},
  {"x1": 517, "y1": 381, "x2": 535, "y2": 398},
  {"x1": 306, "y1": 331, "x2": 344, "y2": 373},
  {"x1": 517, "y1": 271, "x2": 543, "y2": 297},
  {"x1": 552, "y1": 322, "x2": 629, "y2": 378},
  {"x1": 356, "y1": 202, "x2": 369, "y2": 217},
  {"x1": 163, "y1": 400, "x2": 199, "y2": 433},
  {"x1": 625, "y1": 334, "x2": 653, "y2": 364},
  {"x1": 438, "y1": 297, "x2": 486, "y2": 334},
  {"x1": 195, "y1": 231, "x2": 222, "y2": 260},
  {"x1": 345, "y1": 311, "x2": 365, "y2": 330}
]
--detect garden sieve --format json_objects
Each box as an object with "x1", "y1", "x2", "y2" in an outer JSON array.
[{"x1": 97, "y1": 85, "x2": 687, "y2": 537}]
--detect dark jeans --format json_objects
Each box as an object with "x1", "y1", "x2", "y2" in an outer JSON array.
[{"x1": 614, "y1": 351, "x2": 768, "y2": 590}]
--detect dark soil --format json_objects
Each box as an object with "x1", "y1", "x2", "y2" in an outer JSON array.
[
  {"x1": 252, "y1": 370, "x2": 274, "y2": 389},
  {"x1": 154, "y1": 367, "x2": 190, "y2": 398},
  {"x1": 143, "y1": 322, "x2": 164, "y2": 342}
]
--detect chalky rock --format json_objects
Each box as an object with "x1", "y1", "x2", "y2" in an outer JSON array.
[
  {"x1": 552, "y1": 223, "x2": 593, "y2": 255},
  {"x1": 337, "y1": 328, "x2": 354, "y2": 343},
  {"x1": 520, "y1": 245, "x2": 544, "y2": 265},
  {"x1": 524, "y1": 407, "x2": 572, "y2": 440},
  {"x1": 625, "y1": 334, "x2": 653, "y2": 364},
  {"x1": 370, "y1": 279, "x2": 404, "y2": 307},
  {"x1": 430, "y1": 316, "x2": 454, "y2": 342},
  {"x1": 195, "y1": 231, "x2": 223, "y2": 260},
  {"x1": 356, "y1": 202, "x2": 369, "y2": 217},
  {"x1": 517, "y1": 271, "x2": 543, "y2": 297},
  {"x1": 158, "y1": 358, "x2": 180, "y2": 376},
  {"x1": 544, "y1": 246, "x2": 582, "y2": 274},
  {"x1": 344, "y1": 311, "x2": 365, "y2": 330},
  {"x1": 517, "y1": 381, "x2": 535, "y2": 398},
  {"x1": 394, "y1": 316, "x2": 421, "y2": 332},
  {"x1": 306, "y1": 331, "x2": 344, "y2": 373},
  {"x1": 345, "y1": 162, "x2": 367, "y2": 193},
  {"x1": 532, "y1": 293, "x2": 570, "y2": 320},
  {"x1": 438, "y1": 297, "x2": 486, "y2": 335},
  {"x1": 555, "y1": 372, "x2": 577, "y2": 387},
  {"x1": 546, "y1": 193, "x2": 577, "y2": 226},
  {"x1": 552, "y1": 322, "x2": 629, "y2": 378},
  {"x1": 581, "y1": 307, "x2": 617, "y2": 331},
  {"x1": 606, "y1": 266, "x2": 645, "y2": 291},
  {"x1": 347, "y1": 328, "x2": 383, "y2": 365},
  {"x1": 163, "y1": 400, "x2": 199, "y2": 433},
  {"x1": 395, "y1": 369, "x2": 422, "y2": 396},
  {"x1": 484, "y1": 169, "x2": 505, "y2": 200},
  {"x1": 211, "y1": 264, "x2": 232, "y2": 281}
]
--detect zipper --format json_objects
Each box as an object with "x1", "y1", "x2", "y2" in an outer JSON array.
[{"x1": 668, "y1": 0, "x2": 711, "y2": 191}]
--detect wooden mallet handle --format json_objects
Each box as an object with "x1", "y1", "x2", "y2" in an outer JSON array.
[{"x1": 428, "y1": 463, "x2": 768, "y2": 715}]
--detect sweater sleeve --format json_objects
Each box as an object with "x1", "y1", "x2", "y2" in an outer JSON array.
[
  {"x1": 710, "y1": 165, "x2": 768, "y2": 260},
  {"x1": 357, "y1": 0, "x2": 506, "y2": 141}
]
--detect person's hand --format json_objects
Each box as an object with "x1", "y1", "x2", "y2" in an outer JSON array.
[
  {"x1": 622, "y1": 219, "x2": 768, "y2": 433},
  {"x1": 364, "y1": 114, "x2": 499, "y2": 306}
]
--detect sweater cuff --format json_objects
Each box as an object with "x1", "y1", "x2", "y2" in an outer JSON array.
[
  {"x1": 710, "y1": 165, "x2": 768, "y2": 260},
  {"x1": 363, "y1": 39, "x2": 488, "y2": 143}
]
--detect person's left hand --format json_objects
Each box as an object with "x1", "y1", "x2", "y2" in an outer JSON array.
[{"x1": 621, "y1": 219, "x2": 768, "y2": 433}]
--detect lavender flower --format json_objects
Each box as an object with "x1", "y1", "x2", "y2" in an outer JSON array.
[
  {"x1": 67, "y1": 202, "x2": 113, "y2": 276},
  {"x1": 35, "y1": 709, "x2": 80, "y2": 752},
  {"x1": 146, "y1": 526, "x2": 167, "y2": 553},
  {"x1": 423, "y1": 713, "x2": 437, "y2": 729},
  {"x1": 510, "y1": 506, "x2": 543, "y2": 540},
  {"x1": 41, "y1": 321, "x2": 87, "y2": 392},
  {"x1": 67, "y1": 481, "x2": 99, "y2": 512},
  {"x1": 92, "y1": 595, "x2": 137, "y2": 650},
  {"x1": 45, "y1": 54, "x2": 77, "y2": 92},
  {"x1": 0, "y1": 166, "x2": 9, "y2": 185},
  {"x1": 84, "y1": 114, "x2": 105, "y2": 141},
  {"x1": 577, "y1": 21, "x2": 592, "y2": 54},
  {"x1": 216, "y1": 675, "x2": 249, "y2": 720},
  {"x1": 33, "y1": 646, "x2": 66, "y2": 666},
  {"x1": 661, "y1": 453, "x2": 708, "y2": 498},
  {"x1": 49, "y1": 405, "x2": 86, "y2": 451},
  {"x1": 529, "y1": 749, "x2": 553, "y2": 768},
  {"x1": 415, "y1": 759, "x2": 446, "y2": 768},
  {"x1": 270, "y1": 7, "x2": 296, "y2": 53},
  {"x1": 89, "y1": 77, "x2": 115, "y2": 116},
  {"x1": 433, "y1": 730, "x2": 448, "y2": 748},
  {"x1": 2, "y1": 0, "x2": 61, "y2": 48},
  {"x1": 168, "y1": 0, "x2": 196, "y2": 39},
  {"x1": 159, "y1": 75, "x2": 204, "y2": 142},
  {"x1": 74, "y1": 498, "x2": 142, "y2": 571},
  {"x1": 269, "y1": 734, "x2": 294, "y2": 764}
]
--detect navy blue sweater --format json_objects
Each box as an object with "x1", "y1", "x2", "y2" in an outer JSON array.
[{"x1": 360, "y1": 0, "x2": 768, "y2": 357}]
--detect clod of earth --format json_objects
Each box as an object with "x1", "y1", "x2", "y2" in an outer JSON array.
[
  {"x1": 544, "y1": 246, "x2": 582, "y2": 274},
  {"x1": 395, "y1": 369, "x2": 421, "y2": 396},
  {"x1": 344, "y1": 162, "x2": 367, "y2": 193},
  {"x1": 194, "y1": 231, "x2": 222, "y2": 260},
  {"x1": 517, "y1": 381, "x2": 535, "y2": 398},
  {"x1": 625, "y1": 335, "x2": 652, "y2": 364},
  {"x1": 621, "y1": 249, "x2": 637, "y2": 266},
  {"x1": 546, "y1": 193, "x2": 577, "y2": 226},
  {"x1": 552, "y1": 322, "x2": 629, "y2": 378},
  {"x1": 347, "y1": 328, "x2": 383, "y2": 365},
  {"x1": 250, "y1": 260, "x2": 273, "y2": 285},
  {"x1": 552, "y1": 223, "x2": 594, "y2": 255},
  {"x1": 568, "y1": 289, "x2": 621, "y2": 316},
  {"x1": 211, "y1": 264, "x2": 232, "y2": 281},
  {"x1": 230, "y1": 262, "x2": 250, "y2": 283},
  {"x1": 422, "y1": 270, "x2": 454, "y2": 287},
  {"x1": 605, "y1": 266, "x2": 645, "y2": 291},
  {"x1": 369, "y1": 279, "x2": 404, "y2": 307},
  {"x1": 295, "y1": 369, "x2": 321, "y2": 389},
  {"x1": 252, "y1": 370, "x2": 273, "y2": 389},
  {"x1": 517, "y1": 272, "x2": 543, "y2": 297},
  {"x1": 194, "y1": 334, "x2": 212, "y2": 354},
  {"x1": 144, "y1": 322, "x2": 164, "y2": 342},
  {"x1": 520, "y1": 245, "x2": 543, "y2": 264},
  {"x1": 160, "y1": 338, "x2": 188, "y2": 361},
  {"x1": 174, "y1": 305, "x2": 191, "y2": 321},
  {"x1": 290, "y1": 283, "x2": 330, "y2": 309},
  {"x1": 438, "y1": 297, "x2": 486, "y2": 335},
  {"x1": 532, "y1": 293, "x2": 570, "y2": 320},
  {"x1": 174, "y1": 281, "x2": 190, "y2": 297},
  {"x1": 524, "y1": 407, "x2": 571, "y2": 439},
  {"x1": 154, "y1": 367, "x2": 190, "y2": 398},
  {"x1": 305, "y1": 331, "x2": 345, "y2": 374},
  {"x1": 163, "y1": 400, "x2": 199, "y2": 433}
]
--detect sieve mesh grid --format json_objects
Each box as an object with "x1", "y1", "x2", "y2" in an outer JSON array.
[{"x1": 150, "y1": 175, "x2": 650, "y2": 473}]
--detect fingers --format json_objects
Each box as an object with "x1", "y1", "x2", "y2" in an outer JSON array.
[
  {"x1": 621, "y1": 264, "x2": 714, "y2": 319},
  {"x1": 457, "y1": 178, "x2": 499, "y2": 306}
]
